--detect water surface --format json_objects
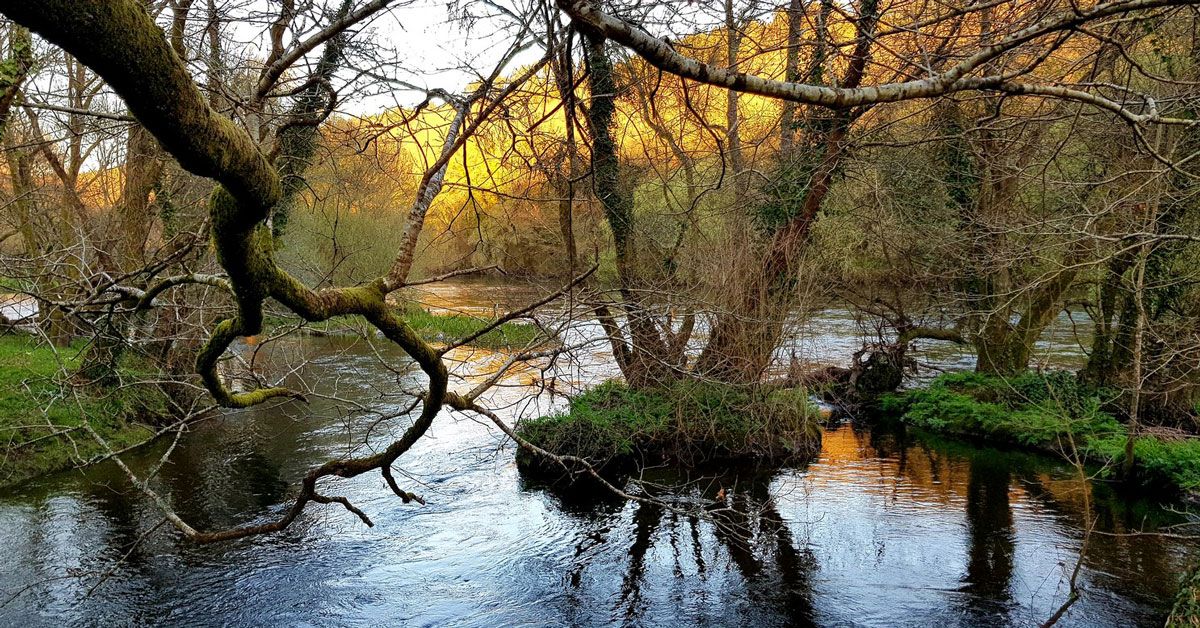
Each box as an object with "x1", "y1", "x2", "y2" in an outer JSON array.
[{"x1": 0, "y1": 282, "x2": 1191, "y2": 626}]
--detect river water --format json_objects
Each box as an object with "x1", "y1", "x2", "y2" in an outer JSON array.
[{"x1": 0, "y1": 281, "x2": 1194, "y2": 626}]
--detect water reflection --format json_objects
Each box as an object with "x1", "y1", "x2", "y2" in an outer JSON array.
[
  {"x1": 0, "y1": 417, "x2": 1194, "y2": 626},
  {"x1": 0, "y1": 315, "x2": 1192, "y2": 625},
  {"x1": 961, "y1": 453, "x2": 1016, "y2": 621},
  {"x1": 709, "y1": 476, "x2": 817, "y2": 624}
]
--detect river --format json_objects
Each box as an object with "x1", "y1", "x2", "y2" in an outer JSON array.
[{"x1": 0, "y1": 280, "x2": 1193, "y2": 626}]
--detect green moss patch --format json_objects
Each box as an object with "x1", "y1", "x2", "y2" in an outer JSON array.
[
  {"x1": 0, "y1": 334, "x2": 166, "y2": 489},
  {"x1": 515, "y1": 380, "x2": 823, "y2": 475},
  {"x1": 881, "y1": 371, "x2": 1200, "y2": 494}
]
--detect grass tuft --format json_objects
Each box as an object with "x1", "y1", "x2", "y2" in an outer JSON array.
[{"x1": 515, "y1": 380, "x2": 822, "y2": 475}]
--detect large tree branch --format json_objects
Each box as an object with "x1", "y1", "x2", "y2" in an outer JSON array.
[
  {"x1": 2, "y1": 1, "x2": 280, "y2": 230},
  {"x1": 556, "y1": 0, "x2": 1193, "y2": 111},
  {"x1": 253, "y1": 0, "x2": 398, "y2": 103},
  {"x1": 0, "y1": 0, "x2": 457, "y2": 542},
  {"x1": 899, "y1": 326, "x2": 967, "y2": 345}
]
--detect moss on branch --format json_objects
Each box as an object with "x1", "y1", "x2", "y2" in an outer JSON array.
[{"x1": 266, "y1": 304, "x2": 545, "y2": 350}]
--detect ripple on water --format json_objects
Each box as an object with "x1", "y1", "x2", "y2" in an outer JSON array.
[{"x1": 0, "y1": 299, "x2": 1191, "y2": 626}]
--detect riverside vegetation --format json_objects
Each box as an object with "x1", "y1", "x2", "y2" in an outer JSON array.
[
  {"x1": 3, "y1": 0, "x2": 1200, "y2": 623},
  {"x1": 515, "y1": 380, "x2": 823, "y2": 475},
  {"x1": 881, "y1": 371, "x2": 1200, "y2": 497},
  {"x1": 0, "y1": 334, "x2": 166, "y2": 488}
]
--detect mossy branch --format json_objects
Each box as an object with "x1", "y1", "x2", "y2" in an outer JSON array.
[
  {"x1": 0, "y1": 0, "x2": 454, "y2": 542},
  {"x1": 0, "y1": 24, "x2": 31, "y2": 132},
  {"x1": 898, "y1": 326, "x2": 967, "y2": 345}
]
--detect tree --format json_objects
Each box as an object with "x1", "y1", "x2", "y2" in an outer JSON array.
[
  {"x1": 559, "y1": 0, "x2": 1200, "y2": 385},
  {"x1": 0, "y1": 0, "x2": 560, "y2": 542}
]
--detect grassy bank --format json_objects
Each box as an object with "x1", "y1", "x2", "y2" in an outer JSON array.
[
  {"x1": 880, "y1": 371, "x2": 1200, "y2": 495},
  {"x1": 514, "y1": 380, "x2": 822, "y2": 476},
  {"x1": 1169, "y1": 563, "x2": 1200, "y2": 627},
  {"x1": 267, "y1": 304, "x2": 544, "y2": 350},
  {"x1": 0, "y1": 334, "x2": 167, "y2": 489},
  {"x1": 400, "y1": 306, "x2": 542, "y2": 349}
]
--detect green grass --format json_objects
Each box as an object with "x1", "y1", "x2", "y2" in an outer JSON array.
[
  {"x1": 0, "y1": 334, "x2": 164, "y2": 489},
  {"x1": 267, "y1": 304, "x2": 545, "y2": 350},
  {"x1": 1169, "y1": 563, "x2": 1200, "y2": 627},
  {"x1": 399, "y1": 306, "x2": 543, "y2": 350},
  {"x1": 514, "y1": 380, "x2": 822, "y2": 474},
  {"x1": 0, "y1": 276, "x2": 25, "y2": 291},
  {"x1": 881, "y1": 371, "x2": 1200, "y2": 494}
]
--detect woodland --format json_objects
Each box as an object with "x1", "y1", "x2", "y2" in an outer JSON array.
[{"x1": 1, "y1": 0, "x2": 1200, "y2": 624}]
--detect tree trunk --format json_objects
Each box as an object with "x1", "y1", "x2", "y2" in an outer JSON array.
[
  {"x1": 583, "y1": 34, "x2": 674, "y2": 388},
  {"x1": 778, "y1": 0, "x2": 802, "y2": 155},
  {"x1": 694, "y1": 0, "x2": 877, "y2": 383},
  {"x1": 552, "y1": 39, "x2": 578, "y2": 274},
  {"x1": 724, "y1": 0, "x2": 745, "y2": 193}
]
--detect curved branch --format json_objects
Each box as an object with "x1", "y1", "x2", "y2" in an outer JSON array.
[
  {"x1": 556, "y1": 0, "x2": 1192, "y2": 110},
  {"x1": 1, "y1": 0, "x2": 454, "y2": 542}
]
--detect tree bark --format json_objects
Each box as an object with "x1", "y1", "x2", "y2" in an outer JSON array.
[
  {"x1": 582, "y1": 34, "x2": 673, "y2": 388},
  {"x1": 694, "y1": 0, "x2": 877, "y2": 382}
]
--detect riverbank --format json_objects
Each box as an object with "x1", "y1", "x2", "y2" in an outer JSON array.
[
  {"x1": 267, "y1": 303, "x2": 544, "y2": 350},
  {"x1": 514, "y1": 380, "x2": 823, "y2": 476},
  {"x1": 880, "y1": 371, "x2": 1200, "y2": 497},
  {"x1": 0, "y1": 303, "x2": 542, "y2": 489},
  {"x1": 0, "y1": 334, "x2": 169, "y2": 489},
  {"x1": 1169, "y1": 563, "x2": 1200, "y2": 626}
]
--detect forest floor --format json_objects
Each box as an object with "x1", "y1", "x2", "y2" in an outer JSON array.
[
  {"x1": 0, "y1": 334, "x2": 168, "y2": 490},
  {"x1": 880, "y1": 371, "x2": 1200, "y2": 498}
]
